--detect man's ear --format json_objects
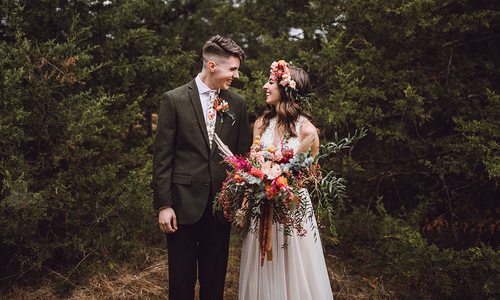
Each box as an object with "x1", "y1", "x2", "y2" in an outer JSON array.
[{"x1": 207, "y1": 60, "x2": 216, "y2": 73}]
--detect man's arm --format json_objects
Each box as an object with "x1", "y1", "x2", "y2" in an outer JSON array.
[
  {"x1": 153, "y1": 93, "x2": 179, "y2": 233},
  {"x1": 152, "y1": 93, "x2": 176, "y2": 210}
]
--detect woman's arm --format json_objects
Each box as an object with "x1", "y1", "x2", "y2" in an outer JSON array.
[
  {"x1": 253, "y1": 117, "x2": 264, "y2": 141},
  {"x1": 299, "y1": 119, "x2": 320, "y2": 156}
]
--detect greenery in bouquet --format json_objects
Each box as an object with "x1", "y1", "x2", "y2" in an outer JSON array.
[
  {"x1": 215, "y1": 134, "x2": 319, "y2": 237},
  {"x1": 212, "y1": 128, "x2": 367, "y2": 248}
]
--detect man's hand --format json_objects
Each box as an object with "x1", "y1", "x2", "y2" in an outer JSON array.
[{"x1": 158, "y1": 207, "x2": 178, "y2": 233}]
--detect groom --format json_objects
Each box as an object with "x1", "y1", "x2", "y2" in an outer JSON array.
[{"x1": 152, "y1": 35, "x2": 251, "y2": 299}]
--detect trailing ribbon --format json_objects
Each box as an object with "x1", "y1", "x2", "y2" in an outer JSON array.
[{"x1": 259, "y1": 202, "x2": 273, "y2": 266}]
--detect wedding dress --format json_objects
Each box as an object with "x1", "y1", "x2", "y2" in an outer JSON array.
[{"x1": 238, "y1": 116, "x2": 334, "y2": 300}]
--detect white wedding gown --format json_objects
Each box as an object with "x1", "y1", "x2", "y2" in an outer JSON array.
[{"x1": 238, "y1": 116, "x2": 334, "y2": 300}]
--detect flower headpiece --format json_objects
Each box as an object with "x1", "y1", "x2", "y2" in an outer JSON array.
[
  {"x1": 270, "y1": 60, "x2": 296, "y2": 91},
  {"x1": 269, "y1": 60, "x2": 310, "y2": 105}
]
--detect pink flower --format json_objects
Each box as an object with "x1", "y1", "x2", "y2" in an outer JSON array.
[
  {"x1": 270, "y1": 151, "x2": 283, "y2": 162},
  {"x1": 226, "y1": 156, "x2": 252, "y2": 171},
  {"x1": 261, "y1": 161, "x2": 283, "y2": 180}
]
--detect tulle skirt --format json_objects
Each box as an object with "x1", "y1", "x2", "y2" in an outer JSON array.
[{"x1": 238, "y1": 190, "x2": 334, "y2": 300}]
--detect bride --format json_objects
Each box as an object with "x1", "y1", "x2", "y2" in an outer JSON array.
[{"x1": 238, "y1": 60, "x2": 334, "y2": 299}]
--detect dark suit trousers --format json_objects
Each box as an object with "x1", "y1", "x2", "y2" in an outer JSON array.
[{"x1": 166, "y1": 197, "x2": 231, "y2": 300}]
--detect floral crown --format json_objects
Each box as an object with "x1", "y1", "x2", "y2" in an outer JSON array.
[
  {"x1": 269, "y1": 60, "x2": 310, "y2": 104},
  {"x1": 270, "y1": 60, "x2": 296, "y2": 90}
]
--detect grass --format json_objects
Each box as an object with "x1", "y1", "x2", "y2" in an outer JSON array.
[{"x1": 3, "y1": 231, "x2": 393, "y2": 299}]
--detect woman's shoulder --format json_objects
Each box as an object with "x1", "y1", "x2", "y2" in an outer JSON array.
[
  {"x1": 254, "y1": 116, "x2": 264, "y2": 128},
  {"x1": 299, "y1": 117, "x2": 318, "y2": 137},
  {"x1": 253, "y1": 117, "x2": 266, "y2": 137}
]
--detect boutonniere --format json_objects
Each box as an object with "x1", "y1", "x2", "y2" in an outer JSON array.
[{"x1": 213, "y1": 96, "x2": 235, "y2": 125}]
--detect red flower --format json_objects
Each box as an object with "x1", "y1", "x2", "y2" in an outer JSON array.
[
  {"x1": 280, "y1": 149, "x2": 294, "y2": 163},
  {"x1": 213, "y1": 97, "x2": 230, "y2": 113},
  {"x1": 265, "y1": 182, "x2": 279, "y2": 200},
  {"x1": 250, "y1": 167, "x2": 265, "y2": 180}
]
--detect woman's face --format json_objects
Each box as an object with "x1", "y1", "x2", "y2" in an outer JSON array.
[{"x1": 263, "y1": 77, "x2": 281, "y2": 106}]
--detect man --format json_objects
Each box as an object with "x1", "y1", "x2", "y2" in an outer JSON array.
[{"x1": 152, "y1": 35, "x2": 251, "y2": 299}]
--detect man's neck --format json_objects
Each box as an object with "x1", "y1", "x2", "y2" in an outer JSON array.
[{"x1": 199, "y1": 70, "x2": 217, "y2": 90}]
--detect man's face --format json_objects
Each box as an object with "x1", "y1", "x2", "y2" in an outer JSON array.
[{"x1": 211, "y1": 56, "x2": 240, "y2": 90}]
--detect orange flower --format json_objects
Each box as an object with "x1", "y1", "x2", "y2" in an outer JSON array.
[
  {"x1": 233, "y1": 173, "x2": 245, "y2": 183},
  {"x1": 274, "y1": 176, "x2": 288, "y2": 191}
]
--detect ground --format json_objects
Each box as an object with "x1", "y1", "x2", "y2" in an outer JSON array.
[{"x1": 3, "y1": 232, "x2": 393, "y2": 299}]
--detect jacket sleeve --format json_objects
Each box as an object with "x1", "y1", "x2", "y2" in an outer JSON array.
[
  {"x1": 152, "y1": 92, "x2": 176, "y2": 210},
  {"x1": 235, "y1": 99, "x2": 251, "y2": 156}
]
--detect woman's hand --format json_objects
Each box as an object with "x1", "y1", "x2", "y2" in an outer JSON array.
[
  {"x1": 235, "y1": 195, "x2": 250, "y2": 228},
  {"x1": 235, "y1": 208, "x2": 246, "y2": 228}
]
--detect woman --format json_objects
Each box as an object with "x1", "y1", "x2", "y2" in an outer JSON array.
[{"x1": 238, "y1": 60, "x2": 333, "y2": 299}]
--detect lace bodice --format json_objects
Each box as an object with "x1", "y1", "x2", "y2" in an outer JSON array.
[{"x1": 260, "y1": 116, "x2": 305, "y2": 153}]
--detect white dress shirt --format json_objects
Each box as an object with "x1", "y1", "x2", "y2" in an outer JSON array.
[{"x1": 195, "y1": 74, "x2": 219, "y2": 122}]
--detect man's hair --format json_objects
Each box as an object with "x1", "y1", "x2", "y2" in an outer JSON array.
[{"x1": 202, "y1": 35, "x2": 246, "y2": 63}]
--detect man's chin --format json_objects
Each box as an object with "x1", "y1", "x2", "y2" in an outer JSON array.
[{"x1": 222, "y1": 81, "x2": 233, "y2": 90}]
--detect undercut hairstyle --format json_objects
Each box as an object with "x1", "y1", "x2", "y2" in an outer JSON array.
[
  {"x1": 260, "y1": 66, "x2": 313, "y2": 137},
  {"x1": 202, "y1": 35, "x2": 246, "y2": 63}
]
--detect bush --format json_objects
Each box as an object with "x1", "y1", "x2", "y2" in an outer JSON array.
[
  {"x1": 334, "y1": 203, "x2": 500, "y2": 299},
  {"x1": 0, "y1": 1, "x2": 191, "y2": 283}
]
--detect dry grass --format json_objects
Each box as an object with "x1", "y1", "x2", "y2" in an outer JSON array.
[{"x1": 3, "y1": 233, "x2": 393, "y2": 300}]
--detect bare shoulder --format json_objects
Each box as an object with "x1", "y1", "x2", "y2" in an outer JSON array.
[
  {"x1": 300, "y1": 118, "x2": 319, "y2": 139},
  {"x1": 254, "y1": 117, "x2": 264, "y2": 129},
  {"x1": 298, "y1": 117, "x2": 320, "y2": 155},
  {"x1": 253, "y1": 117, "x2": 265, "y2": 138}
]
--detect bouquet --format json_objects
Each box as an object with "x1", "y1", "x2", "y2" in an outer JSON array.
[
  {"x1": 212, "y1": 133, "x2": 321, "y2": 265},
  {"x1": 212, "y1": 129, "x2": 367, "y2": 265}
]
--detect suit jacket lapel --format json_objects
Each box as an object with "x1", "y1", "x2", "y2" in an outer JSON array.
[{"x1": 188, "y1": 80, "x2": 210, "y2": 150}]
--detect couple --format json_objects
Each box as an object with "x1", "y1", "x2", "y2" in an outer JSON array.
[{"x1": 152, "y1": 35, "x2": 333, "y2": 300}]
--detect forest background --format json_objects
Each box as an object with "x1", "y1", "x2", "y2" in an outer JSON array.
[{"x1": 0, "y1": 0, "x2": 499, "y2": 299}]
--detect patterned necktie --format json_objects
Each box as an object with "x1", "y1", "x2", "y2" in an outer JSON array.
[{"x1": 206, "y1": 90, "x2": 218, "y2": 148}]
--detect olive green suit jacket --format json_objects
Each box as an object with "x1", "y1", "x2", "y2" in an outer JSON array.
[{"x1": 152, "y1": 79, "x2": 251, "y2": 224}]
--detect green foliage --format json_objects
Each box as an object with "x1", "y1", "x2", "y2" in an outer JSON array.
[
  {"x1": 335, "y1": 204, "x2": 500, "y2": 298},
  {"x1": 0, "y1": 0, "x2": 191, "y2": 283},
  {"x1": 296, "y1": 0, "x2": 500, "y2": 249},
  {"x1": 311, "y1": 128, "x2": 368, "y2": 236},
  {"x1": 0, "y1": 0, "x2": 498, "y2": 298}
]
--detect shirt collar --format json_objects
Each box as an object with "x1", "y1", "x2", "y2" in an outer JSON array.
[{"x1": 195, "y1": 74, "x2": 219, "y2": 95}]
